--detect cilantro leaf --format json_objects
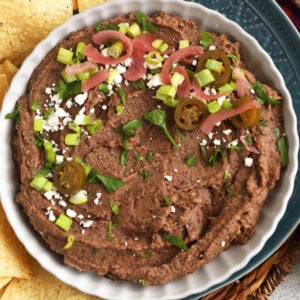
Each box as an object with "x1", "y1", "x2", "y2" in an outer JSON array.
[
  {"x1": 96, "y1": 22, "x2": 120, "y2": 32},
  {"x1": 185, "y1": 154, "x2": 196, "y2": 167},
  {"x1": 143, "y1": 109, "x2": 179, "y2": 149},
  {"x1": 87, "y1": 169, "x2": 125, "y2": 193},
  {"x1": 162, "y1": 234, "x2": 188, "y2": 251},
  {"x1": 208, "y1": 148, "x2": 226, "y2": 166},
  {"x1": 31, "y1": 99, "x2": 40, "y2": 110},
  {"x1": 55, "y1": 79, "x2": 81, "y2": 100},
  {"x1": 135, "y1": 12, "x2": 157, "y2": 33},
  {"x1": 277, "y1": 136, "x2": 289, "y2": 167},
  {"x1": 109, "y1": 198, "x2": 120, "y2": 215},
  {"x1": 5, "y1": 106, "x2": 21, "y2": 123},
  {"x1": 251, "y1": 81, "x2": 280, "y2": 105}
]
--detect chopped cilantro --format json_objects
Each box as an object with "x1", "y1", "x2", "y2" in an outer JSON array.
[
  {"x1": 185, "y1": 154, "x2": 196, "y2": 167},
  {"x1": 139, "y1": 169, "x2": 149, "y2": 183},
  {"x1": 208, "y1": 148, "x2": 226, "y2": 166},
  {"x1": 140, "y1": 278, "x2": 146, "y2": 286},
  {"x1": 109, "y1": 198, "x2": 120, "y2": 215},
  {"x1": 135, "y1": 12, "x2": 157, "y2": 33},
  {"x1": 30, "y1": 99, "x2": 40, "y2": 110},
  {"x1": 120, "y1": 150, "x2": 128, "y2": 165},
  {"x1": 43, "y1": 107, "x2": 55, "y2": 120},
  {"x1": 200, "y1": 31, "x2": 212, "y2": 49},
  {"x1": 277, "y1": 136, "x2": 289, "y2": 167},
  {"x1": 200, "y1": 145, "x2": 206, "y2": 160},
  {"x1": 141, "y1": 252, "x2": 151, "y2": 258},
  {"x1": 115, "y1": 87, "x2": 126, "y2": 105},
  {"x1": 55, "y1": 79, "x2": 81, "y2": 100},
  {"x1": 251, "y1": 81, "x2": 280, "y2": 105},
  {"x1": 5, "y1": 106, "x2": 21, "y2": 123},
  {"x1": 164, "y1": 197, "x2": 171, "y2": 206},
  {"x1": 98, "y1": 82, "x2": 110, "y2": 94},
  {"x1": 274, "y1": 127, "x2": 281, "y2": 138},
  {"x1": 34, "y1": 132, "x2": 44, "y2": 148},
  {"x1": 177, "y1": 130, "x2": 187, "y2": 142},
  {"x1": 147, "y1": 150, "x2": 153, "y2": 162},
  {"x1": 149, "y1": 68, "x2": 162, "y2": 75},
  {"x1": 87, "y1": 169, "x2": 125, "y2": 193},
  {"x1": 91, "y1": 248, "x2": 97, "y2": 254},
  {"x1": 136, "y1": 154, "x2": 144, "y2": 161},
  {"x1": 225, "y1": 181, "x2": 236, "y2": 195},
  {"x1": 143, "y1": 109, "x2": 179, "y2": 149},
  {"x1": 96, "y1": 22, "x2": 120, "y2": 32},
  {"x1": 224, "y1": 170, "x2": 231, "y2": 179},
  {"x1": 131, "y1": 80, "x2": 145, "y2": 90},
  {"x1": 161, "y1": 234, "x2": 188, "y2": 251},
  {"x1": 246, "y1": 135, "x2": 253, "y2": 144},
  {"x1": 259, "y1": 119, "x2": 267, "y2": 127}
]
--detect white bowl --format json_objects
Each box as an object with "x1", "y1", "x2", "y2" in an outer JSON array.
[{"x1": 0, "y1": 0, "x2": 298, "y2": 299}]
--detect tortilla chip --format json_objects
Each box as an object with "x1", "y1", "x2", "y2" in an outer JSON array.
[
  {"x1": 0, "y1": 0, "x2": 73, "y2": 66},
  {"x1": 73, "y1": 0, "x2": 78, "y2": 10},
  {"x1": 0, "y1": 204, "x2": 32, "y2": 279},
  {"x1": 1, "y1": 258, "x2": 101, "y2": 300},
  {"x1": 0, "y1": 74, "x2": 9, "y2": 109},
  {"x1": 0, "y1": 60, "x2": 18, "y2": 83},
  {"x1": 78, "y1": 0, "x2": 110, "y2": 12},
  {"x1": 0, "y1": 277, "x2": 12, "y2": 291}
]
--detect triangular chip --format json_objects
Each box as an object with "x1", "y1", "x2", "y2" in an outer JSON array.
[
  {"x1": 1, "y1": 258, "x2": 101, "y2": 299},
  {"x1": 0, "y1": 0, "x2": 73, "y2": 66},
  {"x1": 0, "y1": 204, "x2": 32, "y2": 279},
  {"x1": 78, "y1": 0, "x2": 110, "y2": 12}
]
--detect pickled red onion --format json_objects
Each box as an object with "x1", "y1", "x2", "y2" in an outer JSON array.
[{"x1": 199, "y1": 100, "x2": 260, "y2": 134}]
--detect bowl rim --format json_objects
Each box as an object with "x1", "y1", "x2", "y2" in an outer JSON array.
[{"x1": 0, "y1": 0, "x2": 298, "y2": 299}]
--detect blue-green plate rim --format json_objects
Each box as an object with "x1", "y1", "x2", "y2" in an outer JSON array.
[{"x1": 185, "y1": 0, "x2": 300, "y2": 299}]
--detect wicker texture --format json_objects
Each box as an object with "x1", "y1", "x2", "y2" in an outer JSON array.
[{"x1": 200, "y1": 225, "x2": 300, "y2": 300}]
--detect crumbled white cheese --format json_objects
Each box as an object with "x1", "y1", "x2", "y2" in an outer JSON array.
[
  {"x1": 81, "y1": 220, "x2": 93, "y2": 228},
  {"x1": 43, "y1": 190, "x2": 62, "y2": 201},
  {"x1": 164, "y1": 175, "x2": 173, "y2": 182},
  {"x1": 56, "y1": 155, "x2": 64, "y2": 164},
  {"x1": 200, "y1": 139, "x2": 207, "y2": 146},
  {"x1": 209, "y1": 45, "x2": 216, "y2": 51},
  {"x1": 45, "y1": 87, "x2": 52, "y2": 95},
  {"x1": 58, "y1": 200, "x2": 67, "y2": 207},
  {"x1": 171, "y1": 205, "x2": 176, "y2": 213},
  {"x1": 146, "y1": 74, "x2": 162, "y2": 88},
  {"x1": 48, "y1": 210, "x2": 56, "y2": 222},
  {"x1": 221, "y1": 240, "x2": 226, "y2": 247},
  {"x1": 66, "y1": 209, "x2": 77, "y2": 218},
  {"x1": 174, "y1": 168, "x2": 178, "y2": 173},
  {"x1": 74, "y1": 92, "x2": 88, "y2": 105},
  {"x1": 94, "y1": 192, "x2": 102, "y2": 205},
  {"x1": 213, "y1": 139, "x2": 221, "y2": 146},
  {"x1": 223, "y1": 129, "x2": 232, "y2": 136},
  {"x1": 244, "y1": 157, "x2": 253, "y2": 167},
  {"x1": 101, "y1": 104, "x2": 108, "y2": 111},
  {"x1": 227, "y1": 139, "x2": 238, "y2": 148}
]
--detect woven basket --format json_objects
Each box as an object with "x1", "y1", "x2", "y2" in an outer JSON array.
[{"x1": 199, "y1": 225, "x2": 300, "y2": 300}]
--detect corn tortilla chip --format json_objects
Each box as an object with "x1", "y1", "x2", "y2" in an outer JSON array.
[
  {"x1": 0, "y1": 60, "x2": 18, "y2": 83},
  {"x1": 0, "y1": 74, "x2": 8, "y2": 109},
  {"x1": 1, "y1": 258, "x2": 101, "y2": 300},
  {"x1": 0, "y1": 0, "x2": 73, "y2": 66},
  {"x1": 73, "y1": 0, "x2": 78, "y2": 10},
  {"x1": 78, "y1": 0, "x2": 110, "y2": 12},
  {"x1": 0, "y1": 204, "x2": 32, "y2": 279},
  {"x1": 0, "y1": 277, "x2": 12, "y2": 292}
]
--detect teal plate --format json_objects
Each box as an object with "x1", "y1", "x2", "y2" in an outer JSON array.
[{"x1": 186, "y1": 0, "x2": 300, "y2": 298}]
